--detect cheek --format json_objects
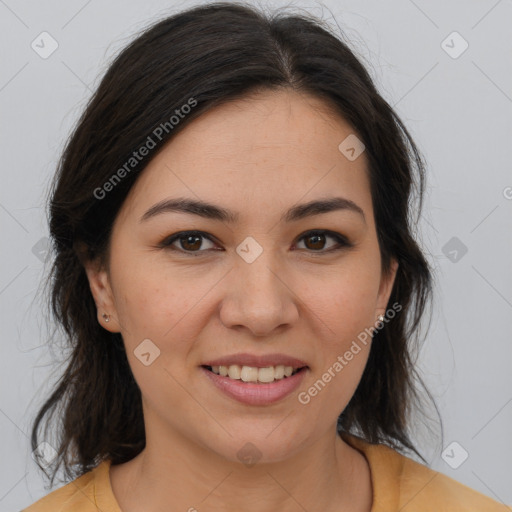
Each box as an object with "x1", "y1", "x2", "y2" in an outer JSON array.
[
  {"x1": 303, "y1": 255, "x2": 381, "y2": 342},
  {"x1": 108, "y1": 246, "x2": 217, "y2": 387},
  {"x1": 108, "y1": 255, "x2": 201, "y2": 411},
  {"x1": 108, "y1": 247, "x2": 188, "y2": 345},
  {"x1": 296, "y1": 264, "x2": 378, "y2": 419}
]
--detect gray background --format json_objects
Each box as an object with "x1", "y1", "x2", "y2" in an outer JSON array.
[{"x1": 1, "y1": 0, "x2": 511, "y2": 510}]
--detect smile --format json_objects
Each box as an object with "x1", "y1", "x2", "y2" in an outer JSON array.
[
  {"x1": 201, "y1": 365, "x2": 308, "y2": 405},
  {"x1": 204, "y1": 364, "x2": 304, "y2": 383}
]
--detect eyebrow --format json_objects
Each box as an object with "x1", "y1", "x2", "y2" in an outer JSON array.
[{"x1": 140, "y1": 196, "x2": 366, "y2": 224}]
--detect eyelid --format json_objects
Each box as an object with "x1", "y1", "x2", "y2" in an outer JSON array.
[
  {"x1": 159, "y1": 229, "x2": 352, "y2": 255},
  {"x1": 159, "y1": 230, "x2": 220, "y2": 254},
  {"x1": 294, "y1": 229, "x2": 352, "y2": 249}
]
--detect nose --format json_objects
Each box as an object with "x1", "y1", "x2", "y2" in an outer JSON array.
[{"x1": 219, "y1": 250, "x2": 300, "y2": 337}]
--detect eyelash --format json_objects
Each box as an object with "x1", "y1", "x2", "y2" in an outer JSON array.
[{"x1": 159, "y1": 229, "x2": 352, "y2": 256}]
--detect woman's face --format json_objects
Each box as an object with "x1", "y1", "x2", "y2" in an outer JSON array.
[{"x1": 85, "y1": 88, "x2": 397, "y2": 464}]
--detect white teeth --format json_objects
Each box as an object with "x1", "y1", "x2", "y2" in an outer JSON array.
[
  {"x1": 208, "y1": 364, "x2": 300, "y2": 383},
  {"x1": 274, "y1": 365, "x2": 285, "y2": 379},
  {"x1": 240, "y1": 366, "x2": 258, "y2": 382},
  {"x1": 257, "y1": 367, "x2": 275, "y2": 383},
  {"x1": 228, "y1": 365, "x2": 241, "y2": 379}
]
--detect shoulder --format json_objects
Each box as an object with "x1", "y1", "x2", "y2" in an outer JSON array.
[
  {"x1": 397, "y1": 450, "x2": 509, "y2": 511},
  {"x1": 342, "y1": 433, "x2": 510, "y2": 512},
  {"x1": 21, "y1": 461, "x2": 113, "y2": 512}
]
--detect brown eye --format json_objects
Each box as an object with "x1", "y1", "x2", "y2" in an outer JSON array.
[
  {"x1": 160, "y1": 229, "x2": 351, "y2": 256},
  {"x1": 179, "y1": 234, "x2": 204, "y2": 251},
  {"x1": 161, "y1": 231, "x2": 217, "y2": 254},
  {"x1": 295, "y1": 230, "x2": 350, "y2": 253},
  {"x1": 303, "y1": 233, "x2": 327, "y2": 250}
]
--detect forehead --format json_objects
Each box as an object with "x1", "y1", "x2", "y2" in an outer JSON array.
[{"x1": 118, "y1": 88, "x2": 373, "y2": 226}]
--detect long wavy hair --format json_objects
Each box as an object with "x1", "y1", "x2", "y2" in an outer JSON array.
[{"x1": 31, "y1": 1, "x2": 440, "y2": 487}]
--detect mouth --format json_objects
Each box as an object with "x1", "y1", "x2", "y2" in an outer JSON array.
[
  {"x1": 200, "y1": 363, "x2": 309, "y2": 405},
  {"x1": 201, "y1": 364, "x2": 308, "y2": 384}
]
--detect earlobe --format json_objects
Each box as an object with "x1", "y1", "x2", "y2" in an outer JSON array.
[{"x1": 82, "y1": 258, "x2": 120, "y2": 333}]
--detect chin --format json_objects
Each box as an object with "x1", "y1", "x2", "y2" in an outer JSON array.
[{"x1": 200, "y1": 423, "x2": 311, "y2": 466}]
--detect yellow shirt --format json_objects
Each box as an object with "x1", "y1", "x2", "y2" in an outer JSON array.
[{"x1": 22, "y1": 434, "x2": 510, "y2": 511}]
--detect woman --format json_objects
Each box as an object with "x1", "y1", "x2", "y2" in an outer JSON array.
[{"x1": 23, "y1": 2, "x2": 509, "y2": 511}]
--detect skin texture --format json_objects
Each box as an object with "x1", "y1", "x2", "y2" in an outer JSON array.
[{"x1": 84, "y1": 88, "x2": 398, "y2": 512}]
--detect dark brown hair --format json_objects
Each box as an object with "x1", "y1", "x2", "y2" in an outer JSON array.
[{"x1": 32, "y1": 1, "x2": 440, "y2": 486}]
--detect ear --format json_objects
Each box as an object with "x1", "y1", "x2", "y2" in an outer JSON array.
[
  {"x1": 375, "y1": 258, "x2": 399, "y2": 319},
  {"x1": 81, "y1": 252, "x2": 121, "y2": 333}
]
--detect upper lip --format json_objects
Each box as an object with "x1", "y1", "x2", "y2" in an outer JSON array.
[{"x1": 202, "y1": 352, "x2": 309, "y2": 368}]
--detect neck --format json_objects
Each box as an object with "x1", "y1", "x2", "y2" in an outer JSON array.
[{"x1": 110, "y1": 419, "x2": 372, "y2": 512}]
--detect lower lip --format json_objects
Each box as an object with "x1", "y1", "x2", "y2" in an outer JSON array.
[{"x1": 201, "y1": 366, "x2": 308, "y2": 406}]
